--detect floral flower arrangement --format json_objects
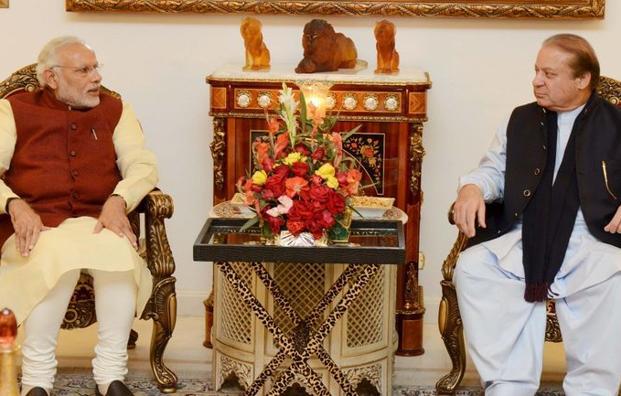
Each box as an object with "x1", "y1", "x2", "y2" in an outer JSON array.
[{"x1": 237, "y1": 83, "x2": 362, "y2": 242}]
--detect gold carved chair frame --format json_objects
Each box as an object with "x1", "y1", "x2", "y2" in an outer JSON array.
[{"x1": 0, "y1": 64, "x2": 178, "y2": 393}]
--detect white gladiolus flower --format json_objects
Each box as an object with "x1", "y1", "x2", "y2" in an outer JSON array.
[{"x1": 279, "y1": 83, "x2": 298, "y2": 115}]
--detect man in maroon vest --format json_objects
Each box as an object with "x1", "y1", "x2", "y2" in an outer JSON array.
[
  {"x1": 451, "y1": 34, "x2": 621, "y2": 394},
  {"x1": 0, "y1": 37, "x2": 157, "y2": 396}
]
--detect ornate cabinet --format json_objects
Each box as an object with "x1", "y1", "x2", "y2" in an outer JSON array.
[{"x1": 206, "y1": 65, "x2": 431, "y2": 356}]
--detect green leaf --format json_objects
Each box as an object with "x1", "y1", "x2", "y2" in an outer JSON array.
[
  {"x1": 299, "y1": 91, "x2": 308, "y2": 135},
  {"x1": 322, "y1": 116, "x2": 337, "y2": 132},
  {"x1": 341, "y1": 124, "x2": 362, "y2": 141},
  {"x1": 239, "y1": 216, "x2": 259, "y2": 232}
]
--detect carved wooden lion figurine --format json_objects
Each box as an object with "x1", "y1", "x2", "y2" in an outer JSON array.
[
  {"x1": 240, "y1": 17, "x2": 270, "y2": 71},
  {"x1": 374, "y1": 20, "x2": 399, "y2": 74},
  {"x1": 295, "y1": 19, "x2": 357, "y2": 74}
]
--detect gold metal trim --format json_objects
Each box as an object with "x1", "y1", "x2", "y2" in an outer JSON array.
[
  {"x1": 210, "y1": 110, "x2": 427, "y2": 123},
  {"x1": 207, "y1": 75, "x2": 431, "y2": 87},
  {"x1": 602, "y1": 160, "x2": 618, "y2": 200},
  {"x1": 409, "y1": 123, "x2": 425, "y2": 196},
  {"x1": 210, "y1": 118, "x2": 226, "y2": 192},
  {"x1": 0, "y1": 0, "x2": 8, "y2": 8},
  {"x1": 66, "y1": 0, "x2": 604, "y2": 18}
]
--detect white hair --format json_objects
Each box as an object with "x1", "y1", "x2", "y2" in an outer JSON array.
[{"x1": 36, "y1": 36, "x2": 89, "y2": 87}]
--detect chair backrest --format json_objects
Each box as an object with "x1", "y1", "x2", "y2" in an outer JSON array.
[
  {"x1": 0, "y1": 63, "x2": 119, "y2": 100},
  {"x1": 597, "y1": 76, "x2": 621, "y2": 107}
]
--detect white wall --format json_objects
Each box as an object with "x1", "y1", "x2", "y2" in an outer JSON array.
[{"x1": 1, "y1": 1, "x2": 619, "y2": 324}]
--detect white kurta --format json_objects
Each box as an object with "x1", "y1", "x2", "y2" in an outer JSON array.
[{"x1": 0, "y1": 98, "x2": 158, "y2": 325}]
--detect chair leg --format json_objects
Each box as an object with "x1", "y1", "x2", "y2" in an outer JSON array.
[
  {"x1": 148, "y1": 276, "x2": 178, "y2": 393},
  {"x1": 436, "y1": 280, "x2": 466, "y2": 394},
  {"x1": 127, "y1": 329, "x2": 139, "y2": 349}
]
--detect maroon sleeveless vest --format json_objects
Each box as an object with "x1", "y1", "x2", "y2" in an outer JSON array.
[{"x1": 0, "y1": 88, "x2": 123, "y2": 246}]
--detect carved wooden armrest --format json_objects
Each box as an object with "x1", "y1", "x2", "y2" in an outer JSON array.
[
  {"x1": 138, "y1": 189, "x2": 176, "y2": 279},
  {"x1": 441, "y1": 202, "x2": 468, "y2": 282}
]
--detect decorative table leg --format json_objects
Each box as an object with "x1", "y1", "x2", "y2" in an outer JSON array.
[
  {"x1": 245, "y1": 350, "x2": 288, "y2": 395},
  {"x1": 253, "y1": 262, "x2": 361, "y2": 394},
  {"x1": 218, "y1": 261, "x2": 383, "y2": 396},
  {"x1": 315, "y1": 347, "x2": 358, "y2": 394}
]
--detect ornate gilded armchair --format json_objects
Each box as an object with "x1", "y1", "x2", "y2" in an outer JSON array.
[
  {"x1": 436, "y1": 76, "x2": 621, "y2": 394},
  {"x1": 0, "y1": 64, "x2": 178, "y2": 393}
]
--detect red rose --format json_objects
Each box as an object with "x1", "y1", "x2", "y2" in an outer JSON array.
[
  {"x1": 291, "y1": 161, "x2": 309, "y2": 177},
  {"x1": 286, "y1": 220, "x2": 306, "y2": 236},
  {"x1": 264, "y1": 165, "x2": 290, "y2": 197},
  {"x1": 308, "y1": 184, "x2": 331, "y2": 203},
  {"x1": 306, "y1": 220, "x2": 325, "y2": 239},
  {"x1": 294, "y1": 143, "x2": 311, "y2": 156},
  {"x1": 311, "y1": 147, "x2": 325, "y2": 161},
  {"x1": 317, "y1": 209, "x2": 335, "y2": 229},
  {"x1": 310, "y1": 175, "x2": 323, "y2": 186},
  {"x1": 308, "y1": 199, "x2": 324, "y2": 212},
  {"x1": 264, "y1": 178, "x2": 285, "y2": 197},
  {"x1": 265, "y1": 214, "x2": 285, "y2": 234},
  {"x1": 326, "y1": 191, "x2": 346, "y2": 214},
  {"x1": 261, "y1": 188, "x2": 275, "y2": 200},
  {"x1": 288, "y1": 200, "x2": 314, "y2": 221}
]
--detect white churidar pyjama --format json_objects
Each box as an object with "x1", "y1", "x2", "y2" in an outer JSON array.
[{"x1": 20, "y1": 268, "x2": 137, "y2": 391}]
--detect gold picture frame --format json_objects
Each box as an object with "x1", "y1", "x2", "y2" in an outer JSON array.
[
  {"x1": 65, "y1": 0, "x2": 604, "y2": 18},
  {"x1": 0, "y1": 0, "x2": 8, "y2": 9}
]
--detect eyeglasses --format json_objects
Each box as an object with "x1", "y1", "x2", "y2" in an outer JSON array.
[{"x1": 50, "y1": 63, "x2": 103, "y2": 77}]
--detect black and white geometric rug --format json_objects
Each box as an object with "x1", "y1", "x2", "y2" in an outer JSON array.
[{"x1": 51, "y1": 371, "x2": 565, "y2": 395}]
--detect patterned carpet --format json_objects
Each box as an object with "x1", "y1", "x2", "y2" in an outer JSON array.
[{"x1": 50, "y1": 371, "x2": 565, "y2": 395}]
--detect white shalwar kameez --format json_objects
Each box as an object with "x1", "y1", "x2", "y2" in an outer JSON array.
[{"x1": 455, "y1": 105, "x2": 621, "y2": 395}]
